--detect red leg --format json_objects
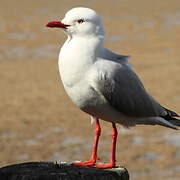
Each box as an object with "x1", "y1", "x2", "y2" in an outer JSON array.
[
  {"x1": 92, "y1": 123, "x2": 118, "y2": 169},
  {"x1": 73, "y1": 118, "x2": 101, "y2": 166}
]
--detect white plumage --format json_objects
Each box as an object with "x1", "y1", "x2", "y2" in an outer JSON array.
[
  {"x1": 57, "y1": 7, "x2": 178, "y2": 129},
  {"x1": 46, "y1": 7, "x2": 179, "y2": 168}
]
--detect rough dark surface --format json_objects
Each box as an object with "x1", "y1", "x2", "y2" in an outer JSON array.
[{"x1": 0, "y1": 162, "x2": 129, "y2": 180}]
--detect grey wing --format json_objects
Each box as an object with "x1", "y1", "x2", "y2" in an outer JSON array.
[
  {"x1": 95, "y1": 61, "x2": 165, "y2": 118},
  {"x1": 100, "y1": 48, "x2": 132, "y2": 67}
]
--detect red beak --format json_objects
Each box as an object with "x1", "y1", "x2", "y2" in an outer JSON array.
[{"x1": 46, "y1": 21, "x2": 70, "y2": 29}]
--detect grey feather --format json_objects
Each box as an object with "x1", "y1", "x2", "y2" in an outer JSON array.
[
  {"x1": 94, "y1": 59, "x2": 165, "y2": 118},
  {"x1": 100, "y1": 48, "x2": 132, "y2": 67},
  {"x1": 91, "y1": 54, "x2": 179, "y2": 129}
]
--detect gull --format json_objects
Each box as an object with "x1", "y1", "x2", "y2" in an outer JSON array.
[{"x1": 46, "y1": 7, "x2": 180, "y2": 168}]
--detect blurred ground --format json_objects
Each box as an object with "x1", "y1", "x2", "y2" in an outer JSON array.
[{"x1": 0, "y1": 0, "x2": 180, "y2": 179}]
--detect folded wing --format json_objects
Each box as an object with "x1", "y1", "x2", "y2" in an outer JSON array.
[{"x1": 93, "y1": 59, "x2": 164, "y2": 118}]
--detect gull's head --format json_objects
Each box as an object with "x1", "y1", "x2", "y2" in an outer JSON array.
[{"x1": 46, "y1": 7, "x2": 105, "y2": 38}]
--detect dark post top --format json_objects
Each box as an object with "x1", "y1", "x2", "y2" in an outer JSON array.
[{"x1": 0, "y1": 162, "x2": 129, "y2": 180}]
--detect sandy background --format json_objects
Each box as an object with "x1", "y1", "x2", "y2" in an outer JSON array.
[{"x1": 0, "y1": 0, "x2": 180, "y2": 179}]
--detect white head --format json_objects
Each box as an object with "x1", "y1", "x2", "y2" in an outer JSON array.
[{"x1": 46, "y1": 7, "x2": 105, "y2": 38}]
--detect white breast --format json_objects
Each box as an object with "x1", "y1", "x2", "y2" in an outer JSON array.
[{"x1": 58, "y1": 37, "x2": 101, "y2": 109}]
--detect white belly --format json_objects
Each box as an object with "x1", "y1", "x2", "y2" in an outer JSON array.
[
  {"x1": 63, "y1": 80, "x2": 102, "y2": 110},
  {"x1": 62, "y1": 78, "x2": 132, "y2": 125}
]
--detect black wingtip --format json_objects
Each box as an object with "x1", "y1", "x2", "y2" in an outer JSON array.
[{"x1": 164, "y1": 107, "x2": 180, "y2": 117}]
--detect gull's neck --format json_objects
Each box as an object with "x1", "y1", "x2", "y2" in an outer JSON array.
[
  {"x1": 62, "y1": 34, "x2": 104, "y2": 57},
  {"x1": 59, "y1": 35, "x2": 104, "y2": 87},
  {"x1": 59, "y1": 35, "x2": 104, "y2": 67}
]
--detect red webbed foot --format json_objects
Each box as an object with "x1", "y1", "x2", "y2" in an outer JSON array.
[
  {"x1": 90, "y1": 162, "x2": 116, "y2": 169},
  {"x1": 72, "y1": 159, "x2": 96, "y2": 166}
]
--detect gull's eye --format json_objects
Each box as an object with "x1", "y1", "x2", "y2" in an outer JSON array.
[{"x1": 77, "y1": 19, "x2": 84, "y2": 24}]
